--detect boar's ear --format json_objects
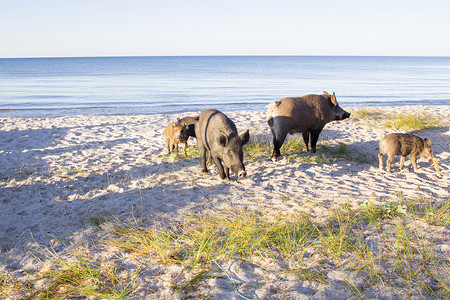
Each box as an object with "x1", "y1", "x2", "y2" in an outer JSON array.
[
  {"x1": 424, "y1": 138, "x2": 431, "y2": 146},
  {"x1": 323, "y1": 91, "x2": 329, "y2": 96},
  {"x1": 240, "y1": 129, "x2": 250, "y2": 145},
  {"x1": 331, "y1": 92, "x2": 338, "y2": 106},
  {"x1": 218, "y1": 131, "x2": 229, "y2": 147}
]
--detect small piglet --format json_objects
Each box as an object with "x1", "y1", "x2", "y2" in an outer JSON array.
[
  {"x1": 378, "y1": 133, "x2": 439, "y2": 172},
  {"x1": 176, "y1": 116, "x2": 199, "y2": 150},
  {"x1": 164, "y1": 122, "x2": 188, "y2": 155}
]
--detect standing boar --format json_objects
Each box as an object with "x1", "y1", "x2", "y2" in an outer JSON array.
[
  {"x1": 164, "y1": 122, "x2": 188, "y2": 155},
  {"x1": 266, "y1": 91, "x2": 351, "y2": 161},
  {"x1": 378, "y1": 133, "x2": 439, "y2": 172},
  {"x1": 176, "y1": 116, "x2": 199, "y2": 152},
  {"x1": 195, "y1": 109, "x2": 250, "y2": 180}
]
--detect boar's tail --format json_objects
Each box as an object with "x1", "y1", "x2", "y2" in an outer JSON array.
[{"x1": 266, "y1": 101, "x2": 280, "y2": 121}]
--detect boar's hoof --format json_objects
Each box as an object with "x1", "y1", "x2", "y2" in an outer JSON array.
[
  {"x1": 238, "y1": 170, "x2": 247, "y2": 178},
  {"x1": 432, "y1": 158, "x2": 440, "y2": 172}
]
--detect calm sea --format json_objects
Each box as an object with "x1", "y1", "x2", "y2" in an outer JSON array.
[{"x1": 0, "y1": 56, "x2": 449, "y2": 118}]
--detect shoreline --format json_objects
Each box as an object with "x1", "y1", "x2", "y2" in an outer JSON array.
[
  {"x1": 2, "y1": 102, "x2": 450, "y2": 119},
  {"x1": 1, "y1": 105, "x2": 449, "y2": 298}
]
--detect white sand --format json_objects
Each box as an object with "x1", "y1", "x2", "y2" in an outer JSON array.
[{"x1": 1, "y1": 105, "x2": 449, "y2": 298}]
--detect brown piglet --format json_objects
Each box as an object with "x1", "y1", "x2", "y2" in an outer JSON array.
[
  {"x1": 164, "y1": 122, "x2": 188, "y2": 155},
  {"x1": 378, "y1": 133, "x2": 439, "y2": 172}
]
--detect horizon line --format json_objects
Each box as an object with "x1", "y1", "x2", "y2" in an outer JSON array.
[{"x1": 1, "y1": 54, "x2": 450, "y2": 59}]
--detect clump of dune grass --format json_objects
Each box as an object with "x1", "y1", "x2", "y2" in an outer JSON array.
[
  {"x1": 350, "y1": 107, "x2": 384, "y2": 120},
  {"x1": 0, "y1": 272, "x2": 11, "y2": 298},
  {"x1": 404, "y1": 197, "x2": 450, "y2": 227},
  {"x1": 1, "y1": 248, "x2": 140, "y2": 299},
  {"x1": 383, "y1": 113, "x2": 442, "y2": 131}
]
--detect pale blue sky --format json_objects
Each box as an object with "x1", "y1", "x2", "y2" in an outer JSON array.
[{"x1": 1, "y1": 0, "x2": 449, "y2": 58}]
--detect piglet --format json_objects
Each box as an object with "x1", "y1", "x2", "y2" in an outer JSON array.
[
  {"x1": 378, "y1": 133, "x2": 439, "y2": 172},
  {"x1": 164, "y1": 122, "x2": 188, "y2": 155}
]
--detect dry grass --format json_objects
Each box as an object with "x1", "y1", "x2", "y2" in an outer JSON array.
[
  {"x1": 350, "y1": 107, "x2": 444, "y2": 131},
  {"x1": 2, "y1": 194, "x2": 448, "y2": 298}
]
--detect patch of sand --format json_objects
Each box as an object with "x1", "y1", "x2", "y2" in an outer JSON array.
[{"x1": 1, "y1": 105, "x2": 449, "y2": 298}]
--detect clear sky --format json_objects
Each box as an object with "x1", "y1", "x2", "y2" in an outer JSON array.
[{"x1": 1, "y1": 0, "x2": 449, "y2": 58}]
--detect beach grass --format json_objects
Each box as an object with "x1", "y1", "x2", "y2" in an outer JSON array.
[
  {"x1": 1, "y1": 195, "x2": 448, "y2": 298},
  {"x1": 1, "y1": 248, "x2": 141, "y2": 299},
  {"x1": 383, "y1": 112, "x2": 443, "y2": 131},
  {"x1": 350, "y1": 107, "x2": 444, "y2": 131},
  {"x1": 103, "y1": 196, "x2": 447, "y2": 298},
  {"x1": 349, "y1": 107, "x2": 384, "y2": 120}
]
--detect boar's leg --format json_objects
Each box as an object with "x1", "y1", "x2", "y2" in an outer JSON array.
[
  {"x1": 271, "y1": 132, "x2": 288, "y2": 160},
  {"x1": 302, "y1": 132, "x2": 310, "y2": 152},
  {"x1": 386, "y1": 155, "x2": 394, "y2": 173},
  {"x1": 206, "y1": 153, "x2": 214, "y2": 166},
  {"x1": 399, "y1": 156, "x2": 406, "y2": 170},
  {"x1": 268, "y1": 118, "x2": 289, "y2": 160},
  {"x1": 224, "y1": 166, "x2": 230, "y2": 179},
  {"x1": 378, "y1": 153, "x2": 385, "y2": 170},
  {"x1": 410, "y1": 155, "x2": 419, "y2": 171},
  {"x1": 165, "y1": 138, "x2": 171, "y2": 154},
  {"x1": 213, "y1": 157, "x2": 228, "y2": 180},
  {"x1": 183, "y1": 141, "x2": 188, "y2": 156},
  {"x1": 310, "y1": 129, "x2": 323, "y2": 153},
  {"x1": 198, "y1": 144, "x2": 209, "y2": 173}
]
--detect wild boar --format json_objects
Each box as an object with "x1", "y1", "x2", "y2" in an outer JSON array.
[
  {"x1": 164, "y1": 122, "x2": 188, "y2": 155},
  {"x1": 266, "y1": 91, "x2": 350, "y2": 161},
  {"x1": 378, "y1": 133, "x2": 439, "y2": 172},
  {"x1": 176, "y1": 116, "x2": 199, "y2": 152},
  {"x1": 195, "y1": 109, "x2": 250, "y2": 180}
]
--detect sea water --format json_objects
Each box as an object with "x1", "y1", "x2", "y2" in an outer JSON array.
[{"x1": 0, "y1": 56, "x2": 449, "y2": 118}]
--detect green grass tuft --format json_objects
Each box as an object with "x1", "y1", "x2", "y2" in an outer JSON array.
[
  {"x1": 383, "y1": 113, "x2": 442, "y2": 131},
  {"x1": 3, "y1": 248, "x2": 141, "y2": 299},
  {"x1": 350, "y1": 107, "x2": 384, "y2": 120}
]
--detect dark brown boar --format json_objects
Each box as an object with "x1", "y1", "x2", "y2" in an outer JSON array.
[
  {"x1": 176, "y1": 116, "x2": 199, "y2": 152},
  {"x1": 378, "y1": 133, "x2": 439, "y2": 172},
  {"x1": 266, "y1": 91, "x2": 350, "y2": 161},
  {"x1": 164, "y1": 122, "x2": 188, "y2": 155},
  {"x1": 195, "y1": 109, "x2": 250, "y2": 180}
]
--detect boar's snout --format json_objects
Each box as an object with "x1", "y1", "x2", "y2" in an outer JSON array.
[
  {"x1": 238, "y1": 170, "x2": 247, "y2": 178},
  {"x1": 334, "y1": 109, "x2": 351, "y2": 121}
]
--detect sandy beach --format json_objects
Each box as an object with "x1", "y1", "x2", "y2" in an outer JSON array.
[{"x1": 1, "y1": 105, "x2": 449, "y2": 299}]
